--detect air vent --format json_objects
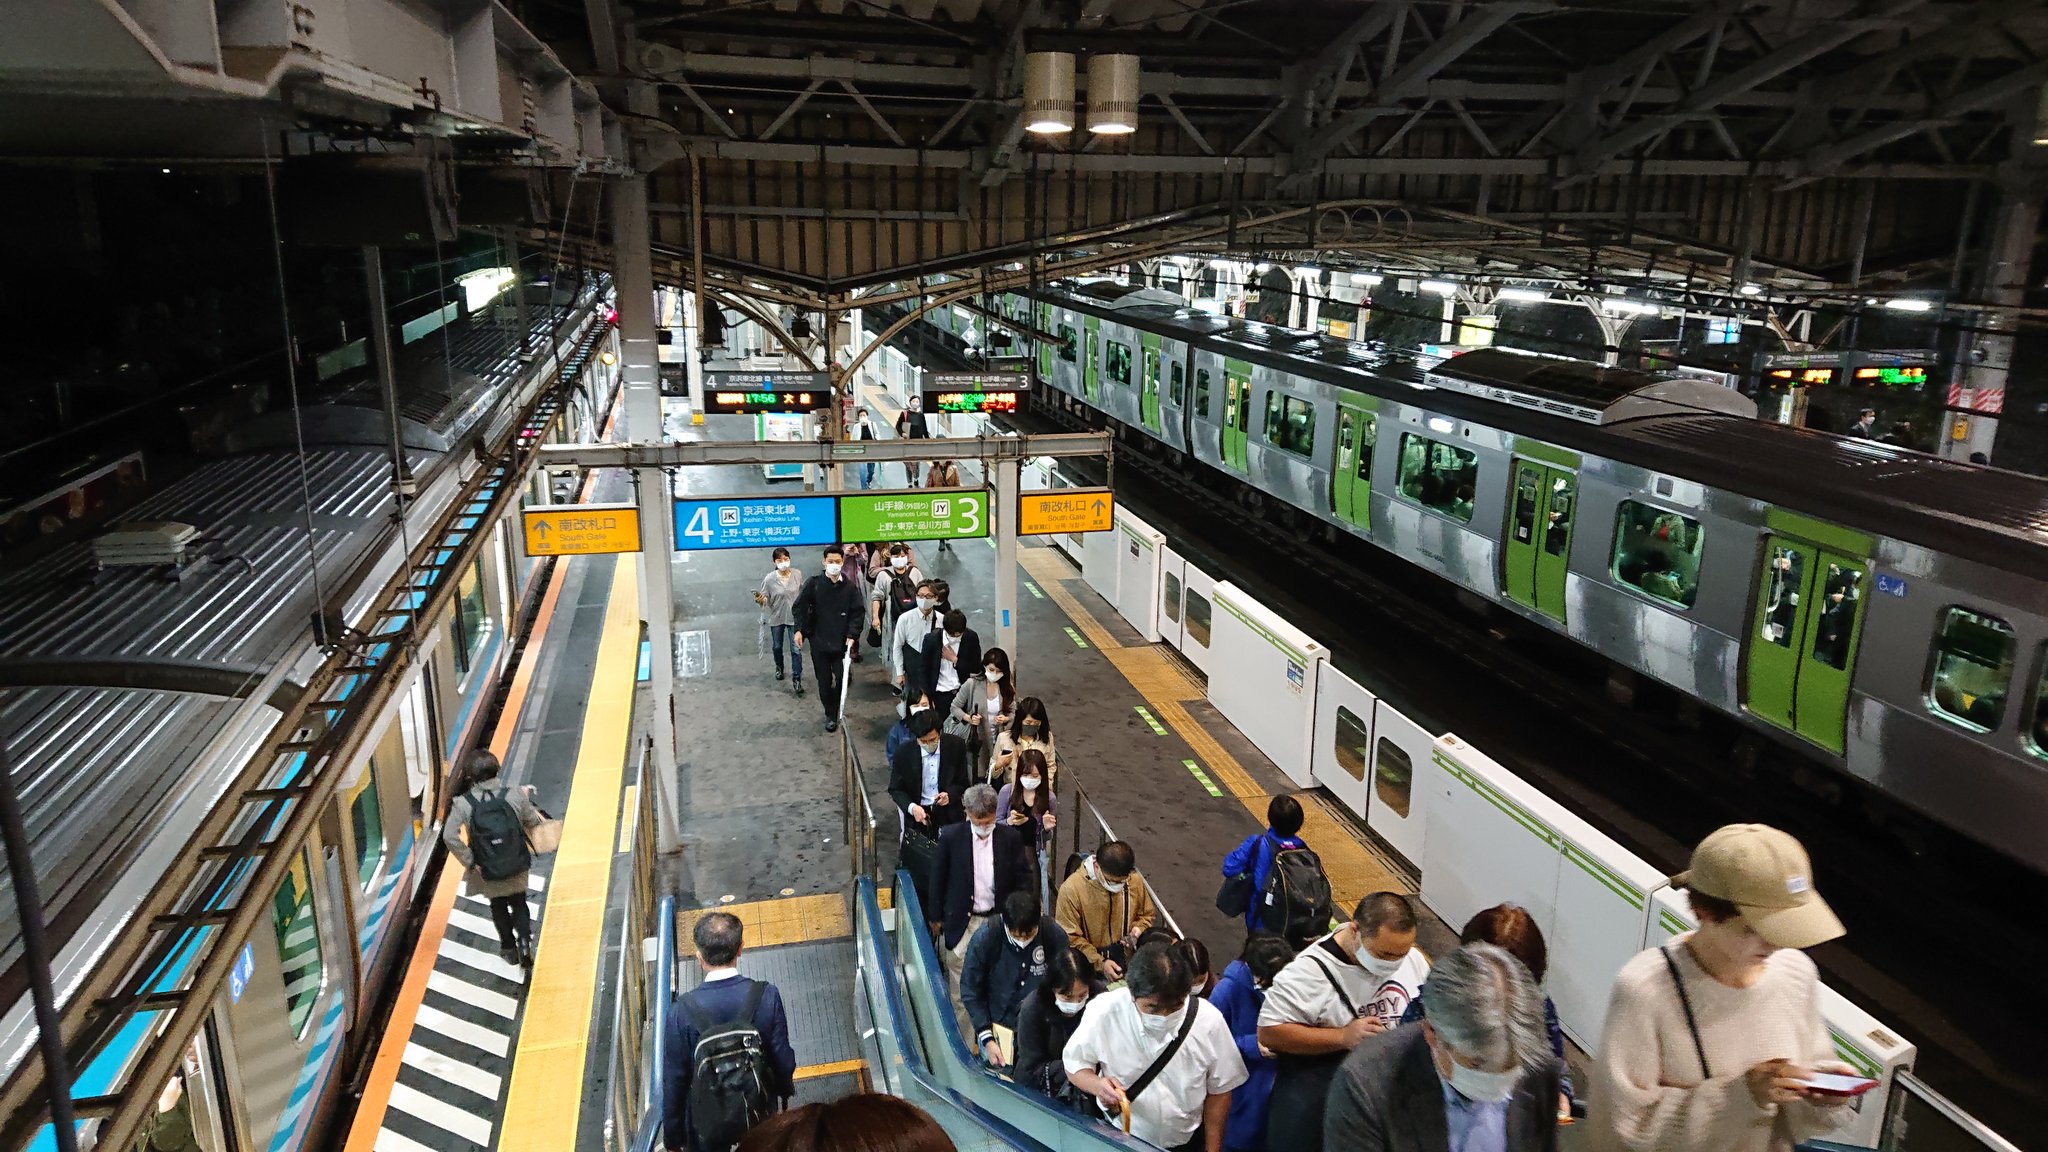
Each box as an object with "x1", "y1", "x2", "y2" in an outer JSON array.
[{"x1": 92, "y1": 521, "x2": 201, "y2": 568}]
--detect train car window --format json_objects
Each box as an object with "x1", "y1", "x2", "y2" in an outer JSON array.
[
  {"x1": 1760, "y1": 548, "x2": 1804, "y2": 645},
  {"x1": 1163, "y1": 572, "x2": 1182, "y2": 624},
  {"x1": 453, "y1": 560, "x2": 488, "y2": 675},
  {"x1": 2028, "y1": 654, "x2": 2048, "y2": 759},
  {"x1": 1811, "y1": 562, "x2": 1863, "y2": 669},
  {"x1": 272, "y1": 853, "x2": 325, "y2": 1038},
  {"x1": 1374, "y1": 738, "x2": 1413, "y2": 818},
  {"x1": 1107, "y1": 340, "x2": 1133, "y2": 387},
  {"x1": 1610, "y1": 501, "x2": 1702, "y2": 608},
  {"x1": 1334, "y1": 707, "x2": 1369, "y2": 782},
  {"x1": 1057, "y1": 324, "x2": 1078, "y2": 363},
  {"x1": 1263, "y1": 395, "x2": 1316, "y2": 457},
  {"x1": 1544, "y1": 474, "x2": 1573, "y2": 556},
  {"x1": 1194, "y1": 369, "x2": 1211, "y2": 417},
  {"x1": 351, "y1": 765, "x2": 385, "y2": 889},
  {"x1": 1394, "y1": 433, "x2": 1478, "y2": 522},
  {"x1": 1170, "y1": 362, "x2": 1186, "y2": 407},
  {"x1": 1185, "y1": 588, "x2": 1213, "y2": 648},
  {"x1": 1925, "y1": 607, "x2": 2014, "y2": 732}
]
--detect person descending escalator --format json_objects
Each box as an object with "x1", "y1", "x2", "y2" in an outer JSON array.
[{"x1": 444, "y1": 750, "x2": 548, "y2": 969}]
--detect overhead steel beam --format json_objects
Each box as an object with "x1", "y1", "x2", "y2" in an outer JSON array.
[
  {"x1": 1566, "y1": 0, "x2": 1930, "y2": 175},
  {"x1": 1781, "y1": 59, "x2": 2048, "y2": 186},
  {"x1": 540, "y1": 431, "x2": 1112, "y2": 468},
  {"x1": 759, "y1": 79, "x2": 824, "y2": 140}
]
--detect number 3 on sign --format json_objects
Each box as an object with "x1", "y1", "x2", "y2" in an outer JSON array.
[
  {"x1": 682, "y1": 505, "x2": 715, "y2": 545},
  {"x1": 958, "y1": 493, "x2": 983, "y2": 535}
]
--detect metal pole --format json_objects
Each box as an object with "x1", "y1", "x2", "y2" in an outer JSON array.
[
  {"x1": 994, "y1": 454, "x2": 1020, "y2": 670},
  {"x1": 612, "y1": 172, "x2": 684, "y2": 851},
  {"x1": 689, "y1": 153, "x2": 709, "y2": 426},
  {"x1": 362, "y1": 245, "x2": 415, "y2": 500},
  {"x1": 506, "y1": 228, "x2": 531, "y2": 357},
  {"x1": 0, "y1": 742, "x2": 80, "y2": 1152}
]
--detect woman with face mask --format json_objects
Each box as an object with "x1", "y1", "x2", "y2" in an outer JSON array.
[
  {"x1": 990, "y1": 696, "x2": 1057, "y2": 787},
  {"x1": 1015, "y1": 943, "x2": 1103, "y2": 1113},
  {"x1": 1209, "y1": 935, "x2": 1297, "y2": 1152},
  {"x1": 885, "y1": 689, "x2": 934, "y2": 769},
  {"x1": 952, "y1": 648, "x2": 1017, "y2": 777},
  {"x1": 996, "y1": 748, "x2": 1058, "y2": 905},
  {"x1": 755, "y1": 547, "x2": 805, "y2": 696}
]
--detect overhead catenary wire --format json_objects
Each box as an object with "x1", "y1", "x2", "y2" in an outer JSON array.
[{"x1": 259, "y1": 130, "x2": 331, "y2": 633}]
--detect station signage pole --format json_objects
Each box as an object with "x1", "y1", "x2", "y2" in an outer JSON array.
[{"x1": 993, "y1": 447, "x2": 1021, "y2": 671}]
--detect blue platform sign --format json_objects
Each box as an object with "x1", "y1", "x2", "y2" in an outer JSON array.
[
  {"x1": 673, "y1": 494, "x2": 839, "y2": 551},
  {"x1": 228, "y1": 943, "x2": 255, "y2": 1003}
]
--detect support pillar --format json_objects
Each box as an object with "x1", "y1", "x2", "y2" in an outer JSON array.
[
  {"x1": 1947, "y1": 181, "x2": 2043, "y2": 461},
  {"x1": 993, "y1": 453, "x2": 1020, "y2": 670},
  {"x1": 612, "y1": 172, "x2": 682, "y2": 851},
  {"x1": 505, "y1": 229, "x2": 530, "y2": 356},
  {"x1": 362, "y1": 245, "x2": 416, "y2": 499},
  {"x1": 689, "y1": 153, "x2": 709, "y2": 426}
]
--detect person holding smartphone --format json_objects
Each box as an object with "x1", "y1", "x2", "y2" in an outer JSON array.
[{"x1": 1590, "y1": 824, "x2": 1865, "y2": 1152}]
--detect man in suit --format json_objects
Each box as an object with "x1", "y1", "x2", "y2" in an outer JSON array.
[
  {"x1": 662, "y1": 913, "x2": 797, "y2": 1152},
  {"x1": 915, "y1": 608, "x2": 982, "y2": 719},
  {"x1": 1323, "y1": 943, "x2": 1562, "y2": 1152},
  {"x1": 888, "y1": 710, "x2": 970, "y2": 831},
  {"x1": 928, "y1": 783, "x2": 1030, "y2": 986}
]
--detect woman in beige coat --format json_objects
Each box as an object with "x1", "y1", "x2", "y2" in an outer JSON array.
[{"x1": 443, "y1": 750, "x2": 546, "y2": 967}]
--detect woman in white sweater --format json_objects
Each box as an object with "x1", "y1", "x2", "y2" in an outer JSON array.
[{"x1": 1590, "y1": 824, "x2": 1861, "y2": 1152}]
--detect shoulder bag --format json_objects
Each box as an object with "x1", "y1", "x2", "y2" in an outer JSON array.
[
  {"x1": 1661, "y1": 946, "x2": 1712, "y2": 1078},
  {"x1": 1102, "y1": 1001, "x2": 1199, "y2": 1119}
]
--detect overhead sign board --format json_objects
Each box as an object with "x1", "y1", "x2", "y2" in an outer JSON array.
[
  {"x1": 702, "y1": 369, "x2": 833, "y2": 414},
  {"x1": 838, "y1": 488, "x2": 990, "y2": 543},
  {"x1": 1018, "y1": 487, "x2": 1115, "y2": 535},
  {"x1": 523, "y1": 502, "x2": 641, "y2": 555},
  {"x1": 674, "y1": 494, "x2": 839, "y2": 551},
  {"x1": 925, "y1": 389, "x2": 1025, "y2": 415},
  {"x1": 925, "y1": 371, "x2": 1031, "y2": 392}
]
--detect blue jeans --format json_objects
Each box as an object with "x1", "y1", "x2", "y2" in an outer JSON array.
[
  {"x1": 861, "y1": 462, "x2": 876, "y2": 489},
  {"x1": 770, "y1": 624, "x2": 801, "y2": 683}
]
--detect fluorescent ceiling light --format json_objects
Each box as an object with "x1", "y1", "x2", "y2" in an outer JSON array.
[
  {"x1": 1419, "y1": 280, "x2": 1457, "y2": 296},
  {"x1": 1208, "y1": 258, "x2": 1232, "y2": 269},
  {"x1": 1601, "y1": 297, "x2": 1657, "y2": 315},
  {"x1": 1884, "y1": 298, "x2": 1934, "y2": 312},
  {"x1": 1497, "y1": 287, "x2": 1548, "y2": 303},
  {"x1": 1739, "y1": 283, "x2": 1764, "y2": 296},
  {"x1": 1351, "y1": 272, "x2": 1382, "y2": 286},
  {"x1": 1296, "y1": 265, "x2": 1320, "y2": 277},
  {"x1": 1255, "y1": 262, "x2": 1272, "y2": 272}
]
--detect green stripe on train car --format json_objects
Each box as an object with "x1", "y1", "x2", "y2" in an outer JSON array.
[
  {"x1": 1765, "y1": 508, "x2": 1875, "y2": 557},
  {"x1": 1511, "y1": 438, "x2": 1581, "y2": 469}
]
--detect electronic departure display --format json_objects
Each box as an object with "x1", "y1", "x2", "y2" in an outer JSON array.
[
  {"x1": 1857, "y1": 366, "x2": 1930, "y2": 386},
  {"x1": 925, "y1": 390, "x2": 1024, "y2": 414},
  {"x1": 702, "y1": 369, "x2": 833, "y2": 414}
]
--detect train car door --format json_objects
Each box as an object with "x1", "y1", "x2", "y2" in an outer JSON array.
[
  {"x1": 1140, "y1": 332, "x2": 1163, "y2": 432},
  {"x1": 1221, "y1": 358, "x2": 1252, "y2": 472},
  {"x1": 1743, "y1": 530, "x2": 1869, "y2": 754},
  {"x1": 1082, "y1": 315, "x2": 1101, "y2": 402},
  {"x1": 1502, "y1": 459, "x2": 1576, "y2": 624},
  {"x1": 1036, "y1": 303, "x2": 1056, "y2": 383},
  {"x1": 1331, "y1": 403, "x2": 1376, "y2": 531}
]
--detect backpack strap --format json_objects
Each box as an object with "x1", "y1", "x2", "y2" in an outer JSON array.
[
  {"x1": 1661, "y1": 947, "x2": 1711, "y2": 1080},
  {"x1": 1123, "y1": 1003, "x2": 1200, "y2": 1105},
  {"x1": 1306, "y1": 954, "x2": 1360, "y2": 1019},
  {"x1": 682, "y1": 978, "x2": 763, "y2": 1033}
]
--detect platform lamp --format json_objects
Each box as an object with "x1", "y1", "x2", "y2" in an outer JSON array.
[
  {"x1": 1024, "y1": 51, "x2": 1076, "y2": 134},
  {"x1": 1086, "y1": 53, "x2": 1140, "y2": 135}
]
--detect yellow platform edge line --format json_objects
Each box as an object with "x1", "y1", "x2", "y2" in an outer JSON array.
[
  {"x1": 1020, "y1": 549, "x2": 1414, "y2": 905},
  {"x1": 498, "y1": 559, "x2": 641, "y2": 1152}
]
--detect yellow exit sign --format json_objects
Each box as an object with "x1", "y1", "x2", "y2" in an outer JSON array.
[
  {"x1": 522, "y1": 502, "x2": 641, "y2": 555},
  {"x1": 1018, "y1": 488, "x2": 1114, "y2": 535}
]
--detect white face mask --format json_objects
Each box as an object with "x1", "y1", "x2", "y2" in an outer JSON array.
[
  {"x1": 891, "y1": 557, "x2": 910, "y2": 571},
  {"x1": 971, "y1": 821, "x2": 995, "y2": 840},
  {"x1": 1019, "y1": 776, "x2": 1041, "y2": 791},
  {"x1": 1359, "y1": 950, "x2": 1404, "y2": 979},
  {"x1": 1102, "y1": 879, "x2": 1126, "y2": 894},
  {"x1": 985, "y1": 669, "x2": 1003, "y2": 681},
  {"x1": 1008, "y1": 933, "x2": 1034, "y2": 950},
  {"x1": 774, "y1": 560, "x2": 790, "y2": 571},
  {"x1": 916, "y1": 596, "x2": 935, "y2": 610},
  {"x1": 1136, "y1": 1004, "x2": 1182, "y2": 1038},
  {"x1": 824, "y1": 561, "x2": 843, "y2": 576},
  {"x1": 1055, "y1": 997, "x2": 1087, "y2": 1017},
  {"x1": 1446, "y1": 1059, "x2": 1522, "y2": 1104}
]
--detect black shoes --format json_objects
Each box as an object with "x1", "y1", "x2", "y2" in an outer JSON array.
[
  {"x1": 795, "y1": 684, "x2": 805, "y2": 697},
  {"x1": 500, "y1": 945, "x2": 520, "y2": 967},
  {"x1": 775, "y1": 670, "x2": 785, "y2": 681},
  {"x1": 825, "y1": 718, "x2": 840, "y2": 732}
]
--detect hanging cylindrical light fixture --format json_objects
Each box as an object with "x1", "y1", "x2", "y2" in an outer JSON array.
[
  {"x1": 1023, "y1": 51, "x2": 1076, "y2": 134},
  {"x1": 1086, "y1": 53, "x2": 1139, "y2": 135}
]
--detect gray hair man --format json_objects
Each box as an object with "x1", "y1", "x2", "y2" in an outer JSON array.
[
  {"x1": 931, "y1": 781, "x2": 1031, "y2": 985},
  {"x1": 1323, "y1": 943, "x2": 1562, "y2": 1152}
]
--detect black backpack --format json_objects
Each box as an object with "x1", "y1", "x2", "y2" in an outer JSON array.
[
  {"x1": 467, "y1": 790, "x2": 531, "y2": 882},
  {"x1": 684, "y1": 982, "x2": 776, "y2": 1152},
  {"x1": 884, "y1": 571, "x2": 920, "y2": 626},
  {"x1": 1260, "y1": 844, "x2": 1334, "y2": 949}
]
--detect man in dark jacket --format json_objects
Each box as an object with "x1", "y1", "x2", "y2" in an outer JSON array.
[
  {"x1": 791, "y1": 544, "x2": 864, "y2": 731},
  {"x1": 888, "y1": 710, "x2": 970, "y2": 832},
  {"x1": 928, "y1": 785, "x2": 1030, "y2": 983},
  {"x1": 914, "y1": 609, "x2": 982, "y2": 717},
  {"x1": 960, "y1": 889, "x2": 1068, "y2": 1067},
  {"x1": 662, "y1": 913, "x2": 798, "y2": 1152}
]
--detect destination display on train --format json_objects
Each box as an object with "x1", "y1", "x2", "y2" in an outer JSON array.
[{"x1": 702, "y1": 370, "x2": 833, "y2": 414}]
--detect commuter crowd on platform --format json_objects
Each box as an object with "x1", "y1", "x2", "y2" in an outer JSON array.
[{"x1": 669, "y1": 499, "x2": 1869, "y2": 1152}]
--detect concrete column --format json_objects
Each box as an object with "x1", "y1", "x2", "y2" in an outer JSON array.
[
  {"x1": 993, "y1": 453, "x2": 1020, "y2": 670},
  {"x1": 612, "y1": 172, "x2": 682, "y2": 851},
  {"x1": 1947, "y1": 181, "x2": 2042, "y2": 461}
]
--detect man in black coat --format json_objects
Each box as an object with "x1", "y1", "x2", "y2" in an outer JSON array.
[
  {"x1": 791, "y1": 544, "x2": 864, "y2": 731},
  {"x1": 914, "y1": 609, "x2": 982, "y2": 718},
  {"x1": 928, "y1": 783, "x2": 1031, "y2": 983},
  {"x1": 888, "y1": 711, "x2": 970, "y2": 831}
]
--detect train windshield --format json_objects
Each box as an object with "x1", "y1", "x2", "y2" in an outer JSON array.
[{"x1": 1927, "y1": 607, "x2": 2014, "y2": 732}]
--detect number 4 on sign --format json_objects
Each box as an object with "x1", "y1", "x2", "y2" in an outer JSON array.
[{"x1": 683, "y1": 506, "x2": 713, "y2": 545}]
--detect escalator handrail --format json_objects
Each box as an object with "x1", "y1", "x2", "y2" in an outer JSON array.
[{"x1": 635, "y1": 895, "x2": 678, "y2": 1152}]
